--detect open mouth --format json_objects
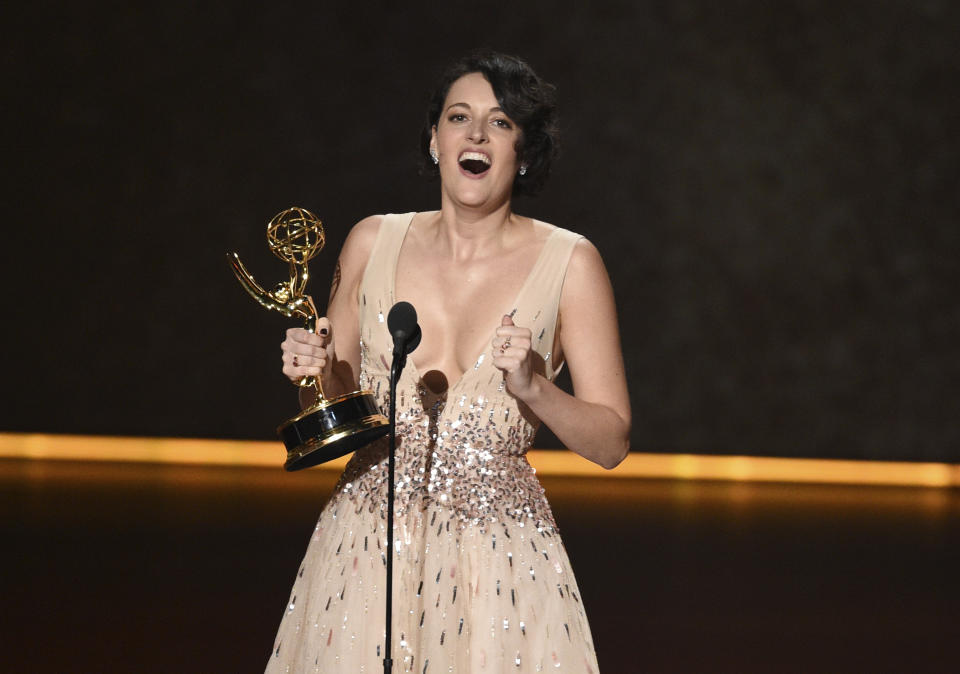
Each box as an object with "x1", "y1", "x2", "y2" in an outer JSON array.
[{"x1": 458, "y1": 151, "x2": 491, "y2": 175}]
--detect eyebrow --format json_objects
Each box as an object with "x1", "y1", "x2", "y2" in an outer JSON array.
[{"x1": 445, "y1": 102, "x2": 506, "y2": 114}]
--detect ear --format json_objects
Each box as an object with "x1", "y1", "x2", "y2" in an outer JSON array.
[{"x1": 429, "y1": 126, "x2": 438, "y2": 155}]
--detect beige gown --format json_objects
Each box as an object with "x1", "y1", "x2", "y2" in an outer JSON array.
[{"x1": 266, "y1": 213, "x2": 600, "y2": 673}]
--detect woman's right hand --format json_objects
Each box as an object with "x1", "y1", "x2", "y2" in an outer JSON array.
[{"x1": 281, "y1": 318, "x2": 334, "y2": 384}]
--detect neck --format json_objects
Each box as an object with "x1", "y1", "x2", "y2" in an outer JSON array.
[{"x1": 431, "y1": 196, "x2": 516, "y2": 260}]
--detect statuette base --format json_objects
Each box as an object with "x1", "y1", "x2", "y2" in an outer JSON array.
[{"x1": 277, "y1": 390, "x2": 389, "y2": 471}]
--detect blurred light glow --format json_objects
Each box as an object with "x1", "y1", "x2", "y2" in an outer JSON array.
[{"x1": 0, "y1": 433, "x2": 956, "y2": 488}]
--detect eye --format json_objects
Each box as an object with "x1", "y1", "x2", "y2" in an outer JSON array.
[
  {"x1": 492, "y1": 118, "x2": 513, "y2": 129},
  {"x1": 448, "y1": 113, "x2": 468, "y2": 123}
]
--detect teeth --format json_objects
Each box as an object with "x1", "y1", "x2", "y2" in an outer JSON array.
[{"x1": 458, "y1": 151, "x2": 491, "y2": 165}]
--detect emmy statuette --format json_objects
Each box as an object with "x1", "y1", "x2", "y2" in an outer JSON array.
[{"x1": 227, "y1": 207, "x2": 389, "y2": 470}]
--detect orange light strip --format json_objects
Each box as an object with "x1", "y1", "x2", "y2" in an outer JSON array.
[{"x1": 0, "y1": 432, "x2": 956, "y2": 488}]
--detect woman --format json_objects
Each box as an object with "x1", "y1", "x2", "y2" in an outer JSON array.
[{"x1": 270, "y1": 51, "x2": 630, "y2": 672}]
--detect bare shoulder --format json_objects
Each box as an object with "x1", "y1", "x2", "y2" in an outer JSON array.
[
  {"x1": 339, "y1": 214, "x2": 385, "y2": 268},
  {"x1": 568, "y1": 236, "x2": 606, "y2": 273},
  {"x1": 329, "y1": 215, "x2": 385, "y2": 307},
  {"x1": 522, "y1": 220, "x2": 611, "y2": 304},
  {"x1": 564, "y1": 237, "x2": 611, "y2": 297}
]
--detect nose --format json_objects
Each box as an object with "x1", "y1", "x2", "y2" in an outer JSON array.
[{"x1": 467, "y1": 119, "x2": 488, "y2": 143}]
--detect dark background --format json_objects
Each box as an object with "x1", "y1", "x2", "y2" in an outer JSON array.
[
  {"x1": 3, "y1": 1, "x2": 957, "y2": 461},
  {"x1": 4, "y1": 461, "x2": 958, "y2": 673}
]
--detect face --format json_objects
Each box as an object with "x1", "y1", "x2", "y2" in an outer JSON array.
[{"x1": 430, "y1": 72, "x2": 522, "y2": 209}]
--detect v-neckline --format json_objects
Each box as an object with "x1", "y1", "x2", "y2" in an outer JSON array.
[{"x1": 389, "y1": 213, "x2": 558, "y2": 394}]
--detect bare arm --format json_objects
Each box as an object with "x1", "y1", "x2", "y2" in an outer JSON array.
[
  {"x1": 281, "y1": 215, "x2": 383, "y2": 408},
  {"x1": 493, "y1": 239, "x2": 631, "y2": 469}
]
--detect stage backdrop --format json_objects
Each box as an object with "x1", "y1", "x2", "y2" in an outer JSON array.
[{"x1": 2, "y1": 2, "x2": 957, "y2": 461}]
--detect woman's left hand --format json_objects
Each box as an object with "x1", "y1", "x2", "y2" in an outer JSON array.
[{"x1": 492, "y1": 314, "x2": 536, "y2": 400}]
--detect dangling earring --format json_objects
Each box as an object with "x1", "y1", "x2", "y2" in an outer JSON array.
[
  {"x1": 518, "y1": 164, "x2": 528, "y2": 176},
  {"x1": 430, "y1": 149, "x2": 439, "y2": 165}
]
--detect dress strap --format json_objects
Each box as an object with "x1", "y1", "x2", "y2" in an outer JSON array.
[
  {"x1": 357, "y1": 213, "x2": 416, "y2": 384},
  {"x1": 359, "y1": 212, "x2": 415, "y2": 317},
  {"x1": 360, "y1": 212, "x2": 415, "y2": 307},
  {"x1": 511, "y1": 226, "x2": 583, "y2": 380}
]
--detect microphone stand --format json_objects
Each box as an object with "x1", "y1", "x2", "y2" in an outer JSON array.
[
  {"x1": 384, "y1": 345, "x2": 406, "y2": 674},
  {"x1": 383, "y1": 301, "x2": 420, "y2": 673}
]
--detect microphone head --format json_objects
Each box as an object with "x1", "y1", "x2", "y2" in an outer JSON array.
[
  {"x1": 388, "y1": 301, "x2": 420, "y2": 353},
  {"x1": 387, "y1": 301, "x2": 417, "y2": 336},
  {"x1": 407, "y1": 324, "x2": 422, "y2": 354}
]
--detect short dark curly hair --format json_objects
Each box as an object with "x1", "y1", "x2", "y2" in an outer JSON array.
[{"x1": 420, "y1": 50, "x2": 559, "y2": 197}]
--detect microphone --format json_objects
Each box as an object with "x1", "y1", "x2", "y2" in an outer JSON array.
[
  {"x1": 383, "y1": 301, "x2": 421, "y2": 673},
  {"x1": 387, "y1": 301, "x2": 421, "y2": 356}
]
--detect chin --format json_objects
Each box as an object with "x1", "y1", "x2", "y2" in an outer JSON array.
[
  {"x1": 455, "y1": 189, "x2": 491, "y2": 205},
  {"x1": 445, "y1": 180, "x2": 510, "y2": 209}
]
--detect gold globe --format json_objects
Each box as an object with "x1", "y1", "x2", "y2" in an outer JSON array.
[{"x1": 267, "y1": 207, "x2": 325, "y2": 265}]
